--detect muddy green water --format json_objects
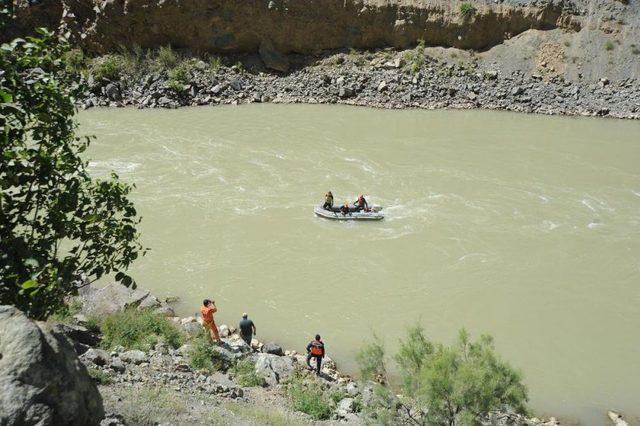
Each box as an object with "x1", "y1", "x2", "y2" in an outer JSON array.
[{"x1": 80, "y1": 105, "x2": 640, "y2": 424}]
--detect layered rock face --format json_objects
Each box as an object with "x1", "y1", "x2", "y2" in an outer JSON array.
[
  {"x1": 9, "y1": 0, "x2": 582, "y2": 53},
  {"x1": 0, "y1": 306, "x2": 104, "y2": 426}
]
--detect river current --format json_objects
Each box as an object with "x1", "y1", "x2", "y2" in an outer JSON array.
[{"x1": 80, "y1": 105, "x2": 640, "y2": 424}]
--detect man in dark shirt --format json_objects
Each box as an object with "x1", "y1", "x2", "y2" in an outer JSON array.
[
  {"x1": 306, "y1": 334, "x2": 325, "y2": 376},
  {"x1": 239, "y1": 313, "x2": 256, "y2": 346}
]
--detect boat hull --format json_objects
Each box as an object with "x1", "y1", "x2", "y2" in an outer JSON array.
[{"x1": 314, "y1": 205, "x2": 384, "y2": 221}]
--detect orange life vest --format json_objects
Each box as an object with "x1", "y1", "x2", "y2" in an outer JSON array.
[{"x1": 310, "y1": 341, "x2": 324, "y2": 356}]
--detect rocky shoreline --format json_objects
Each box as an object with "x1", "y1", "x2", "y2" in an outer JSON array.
[
  {"x1": 70, "y1": 284, "x2": 562, "y2": 425},
  {"x1": 2, "y1": 283, "x2": 633, "y2": 425},
  {"x1": 81, "y1": 48, "x2": 640, "y2": 120}
]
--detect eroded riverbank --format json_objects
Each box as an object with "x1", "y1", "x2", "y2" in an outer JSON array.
[{"x1": 80, "y1": 48, "x2": 640, "y2": 119}]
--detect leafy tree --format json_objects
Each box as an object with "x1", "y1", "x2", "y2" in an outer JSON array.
[
  {"x1": 357, "y1": 328, "x2": 528, "y2": 425},
  {"x1": 0, "y1": 24, "x2": 143, "y2": 319}
]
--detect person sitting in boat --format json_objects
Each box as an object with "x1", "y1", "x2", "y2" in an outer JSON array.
[
  {"x1": 355, "y1": 194, "x2": 369, "y2": 212},
  {"x1": 340, "y1": 201, "x2": 351, "y2": 216},
  {"x1": 323, "y1": 191, "x2": 334, "y2": 210}
]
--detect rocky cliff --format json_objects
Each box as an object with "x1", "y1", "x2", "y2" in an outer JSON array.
[{"x1": 6, "y1": 0, "x2": 609, "y2": 53}]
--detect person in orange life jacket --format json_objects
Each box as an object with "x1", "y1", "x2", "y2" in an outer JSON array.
[
  {"x1": 355, "y1": 194, "x2": 368, "y2": 212},
  {"x1": 306, "y1": 334, "x2": 325, "y2": 375},
  {"x1": 200, "y1": 299, "x2": 220, "y2": 343},
  {"x1": 340, "y1": 201, "x2": 350, "y2": 216}
]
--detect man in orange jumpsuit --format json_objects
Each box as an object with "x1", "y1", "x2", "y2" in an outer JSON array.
[{"x1": 200, "y1": 299, "x2": 220, "y2": 343}]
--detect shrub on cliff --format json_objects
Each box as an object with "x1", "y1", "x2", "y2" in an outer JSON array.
[
  {"x1": 189, "y1": 335, "x2": 225, "y2": 371},
  {"x1": 0, "y1": 24, "x2": 144, "y2": 320},
  {"x1": 460, "y1": 2, "x2": 476, "y2": 18},
  {"x1": 99, "y1": 309, "x2": 183, "y2": 351},
  {"x1": 285, "y1": 373, "x2": 333, "y2": 420},
  {"x1": 358, "y1": 327, "x2": 528, "y2": 425},
  {"x1": 231, "y1": 359, "x2": 266, "y2": 387}
]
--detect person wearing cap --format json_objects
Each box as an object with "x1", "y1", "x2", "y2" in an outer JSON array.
[{"x1": 239, "y1": 313, "x2": 256, "y2": 346}]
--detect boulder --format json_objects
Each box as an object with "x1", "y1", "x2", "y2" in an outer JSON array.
[
  {"x1": 222, "y1": 335, "x2": 251, "y2": 354},
  {"x1": 120, "y1": 350, "x2": 147, "y2": 365},
  {"x1": 218, "y1": 324, "x2": 230, "y2": 338},
  {"x1": 182, "y1": 321, "x2": 203, "y2": 338},
  {"x1": 77, "y1": 283, "x2": 170, "y2": 316},
  {"x1": 82, "y1": 348, "x2": 111, "y2": 366},
  {"x1": 110, "y1": 357, "x2": 126, "y2": 373},
  {"x1": 336, "y1": 397, "x2": 355, "y2": 417},
  {"x1": 104, "y1": 83, "x2": 121, "y2": 101},
  {"x1": 345, "y1": 381, "x2": 360, "y2": 396},
  {"x1": 259, "y1": 39, "x2": 289, "y2": 72},
  {"x1": 0, "y1": 305, "x2": 104, "y2": 425},
  {"x1": 254, "y1": 353, "x2": 295, "y2": 386},
  {"x1": 53, "y1": 323, "x2": 101, "y2": 347},
  {"x1": 261, "y1": 342, "x2": 283, "y2": 356}
]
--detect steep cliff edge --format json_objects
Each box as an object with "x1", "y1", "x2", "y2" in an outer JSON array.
[{"x1": 7, "y1": 0, "x2": 588, "y2": 53}]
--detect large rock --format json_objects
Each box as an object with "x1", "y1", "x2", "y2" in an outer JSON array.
[
  {"x1": 259, "y1": 40, "x2": 289, "y2": 73},
  {"x1": 222, "y1": 335, "x2": 251, "y2": 354},
  {"x1": 53, "y1": 323, "x2": 101, "y2": 347},
  {"x1": 261, "y1": 342, "x2": 283, "y2": 356},
  {"x1": 120, "y1": 350, "x2": 147, "y2": 365},
  {"x1": 77, "y1": 283, "x2": 171, "y2": 316},
  {"x1": 0, "y1": 305, "x2": 104, "y2": 425},
  {"x1": 254, "y1": 353, "x2": 295, "y2": 386},
  {"x1": 336, "y1": 397, "x2": 355, "y2": 417}
]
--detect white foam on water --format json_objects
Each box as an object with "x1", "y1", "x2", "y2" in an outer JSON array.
[
  {"x1": 542, "y1": 220, "x2": 560, "y2": 231},
  {"x1": 88, "y1": 160, "x2": 140, "y2": 174},
  {"x1": 632, "y1": 190, "x2": 640, "y2": 198}
]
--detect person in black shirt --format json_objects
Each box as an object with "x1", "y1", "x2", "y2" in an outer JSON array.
[
  {"x1": 239, "y1": 313, "x2": 256, "y2": 346},
  {"x1": 306, "y1": 334, "x2": 325, "y2": 376},
  {"x1": 340, "y1": 202, "x2": 350, "y2": 216}
]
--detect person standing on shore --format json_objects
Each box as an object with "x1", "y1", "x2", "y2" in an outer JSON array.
[
  {"x1": 239, "y1": 313, "x2": 256, "y2": 347},
  {"x1": 306, "y1": 334, "x2": 325, "y2": 376},
  {"x1": 200, "y1": 299, "x2": 220, "y2": 344}
]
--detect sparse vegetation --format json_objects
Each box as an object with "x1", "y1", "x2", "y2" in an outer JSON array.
[
  {"x1": 631, "y1": 44, "x2": 640, "y2": 55},
  {"x1": 114, "y1": 388, "x2": 186, "y2": 425},
  {"x1": 189, "y1": 335, "x2": 223, "y2": 371},
  {"x1": 88, "y1": 368, "x2": 113, "y2": 385},
  {"x1": 230, "y1": 359, "x2": 266, "y2": 387},
  {"x1": 605, "y1": 40, "x2": 615, "y2": 51},
  {"x1": 156, "y1": 45, "x2": 179, "y2": 69},
  {"x1": 90, "y1": 54, "x2": 128, "y2": 80},
  {"x1": 357, "y1": 327, "x2": 528, "y2": 425},
  {"x1": 402, "y1": 39, "x2": 426, "y2": 75},
  {"x1": 224, "y1": 403, "x2": 306, "y2": 426},
  {"x1": 48, "y1": 299, "x2": 83, "y2": 324},
  {"x1": 285, "y1": 373, "x2": 333, "y2": 420},
  {"x1": 64, "y1": 48, "x2": 86, "y2": 73},
  {"x1": 355, "y1": 335, "x2": 386, "y2": 383},
  {"x1": 460, "y1": 2, "x2": 476, "y2": 18},
  {"x1": 208, "y1": 55, "x2": 223, "y2": 71},
  {"x1": 99, "y1": 309, "x2": 183, "y2": 351}
]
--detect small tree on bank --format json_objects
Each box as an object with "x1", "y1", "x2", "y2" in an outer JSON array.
[
  {"x1": 357, "y1": 327, "x2": 528, "y2": 425},
  {"x1": 0, "y1": 23, "x2": 143, "y2": 319}
]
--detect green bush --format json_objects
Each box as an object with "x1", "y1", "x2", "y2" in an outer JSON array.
[
  {"x1": 168, "y1": 62, "x2": 191, "y2": 83},
  {"x1": 355, "y1": 335, "x2": 386, "y2": 383},
  {"x1": 208, "y1": 55, "x2": 223, "y2": 71},
  {"x1": 99, "y1": 309, "x2": 183, "y2": 351},
  {"x1": 64, "y1": 48, "x2": 86, "y2": 73},
  {"x1": 115, "y1": 388, "x2": 186, "y2": 425},
  {"x1": 231, "y1": 359, "x2": 266, "y2": 387},
  {"x1": 90, "y1": 54, "x2": 127, "y2": 80},
  {"x1": 166, "y1": 79, "x2": 186, "y2": 94},
  {"x1": 156, "y1": 45, "x2": 178, "y2": 69},
  {"x1": 460, "y1": 2, "x2": 476, "y2": 18},
  {"x1": 402, "y1": 39, "x2": 426, "y2": 75},
  {"x1": 605, "y1": 40, "x2": 615, "y2": 51},
  {"x1": 88, "y1": 368, "x2": 113, "y2": 385},
  {"x1": 189, "y1": 335, "x2": 222, "y2": 371},
  {"x1": 357, "y1": 328, "x2": 528, "y2": 425},
  {"x1": 285, "y1": 374, "x2": 332, "y2": 420}
]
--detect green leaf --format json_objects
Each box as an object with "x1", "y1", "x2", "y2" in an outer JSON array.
[
  {"x1": 21, "y1": 279, "x2": 39, "y2": 289},
  {"x1": 0, "y1": 89, "x2": 13, "y2": 103}
]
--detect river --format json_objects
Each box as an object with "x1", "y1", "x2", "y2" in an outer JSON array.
[{"x1": 80, "y1": 105, "x2": 640, "y2": 424}]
